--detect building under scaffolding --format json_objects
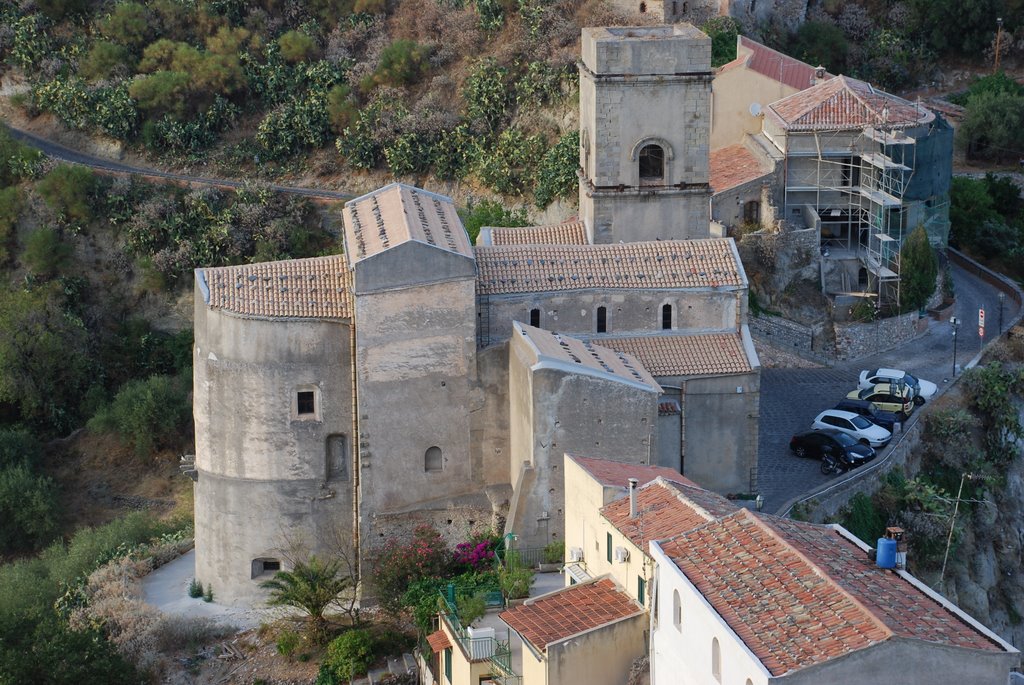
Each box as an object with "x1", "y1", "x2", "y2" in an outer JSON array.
[{"x1": 761, "y1": 75, "x2": 953, "y2": 312}]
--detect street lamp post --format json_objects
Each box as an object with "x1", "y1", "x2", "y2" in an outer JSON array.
[
  {"x1": 950, "y1": 316, "x2": 960, "y2": 377},
  {"x1": 995, "y1": 18, "x2": 1005, "y2": 73},
  {"x1": 999, "y1": 292, "x2": 1006, "y2": 335}
]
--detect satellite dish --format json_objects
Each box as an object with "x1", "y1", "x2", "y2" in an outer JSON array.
[{"x1": 749, "y1": 102, "x2": 763, "y2": 116}]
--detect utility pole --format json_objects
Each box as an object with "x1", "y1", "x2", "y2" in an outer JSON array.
[
  {"x1": 995, "y1": 17, "x2": 1005, "y2": 73},
  {"x1": 950, "y1": 316, "x2": 960, "y2": 377}
]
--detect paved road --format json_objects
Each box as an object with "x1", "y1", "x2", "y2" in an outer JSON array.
[
  {"x1": 2, "y1": 123, "x2": 355, "y2": 202},
  {"x1": 757, "y1": 259, "x2": 1021, "y2": 513}
]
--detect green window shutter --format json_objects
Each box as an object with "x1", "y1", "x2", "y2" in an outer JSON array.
[
  {"x1": 607, "y1": 532, "x2": 613, "y2": 563},
  {"x1": 444, "y1": 647, "x2": 452, "y2": 682},
  {"x1": 637, "y1": 576, "x2": 646, "y2": 605}
]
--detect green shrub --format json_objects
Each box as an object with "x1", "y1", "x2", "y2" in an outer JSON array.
[
  {"x1": 701, "y1": 16, "x2": 739, "y2": 67},
  {"x1": 87, "y1": 373, "x2": 192, "y2": 458},
  {"x1": 326, "y1": 85, "x2": 359, "y2": 133},
  {"x1": 458, "y1": 198, "x2": 528, "y2": 244},
  {"x1": 474, "y1": 0, "x2": 504, "y2": 31},
  {"x1": 9, "y1": 15, "x2": 52, "y2": 71},
  {"x1": 188, "y1": 578, "x2": 204, "y2": 598},
  {"x1": 0, "y1": 186, "x2": 23, "y2": 263},
  {"x1": 276, "y1": 628, "x2": 302, "y2": 657},
  {"x1": 324, "y1": 629, "x2": 375, "y2": 680},
  {"x1": 22, "y1": 227, "x2": 73, "y2": 278},
  {"x1": 789, "y1": 20, "x2": 849, "y2": 73},
  {"x1": 839, "y1": 493, "x2": 886, "y2": 545},
  {"x1": 498, "y1": 565, "x2": 533, "y2": 600},
  {"x1": 476, "y1": 127, "x2": 544, "y2": 196},
  {"x1": 0, "y1": 429, "x2": 41, "y2": 470},
  {"x1": 533, "y1": 131, "x2": 578, "y2": 209},
  {"x1": 99, "y1": 2, "x2": 153, "y2": 49},
  {"x1": 80, "y1": 41, "x2": 133, "y2": 81},
  {"x1": 371, "y1": 525, "x2": 451, "y2": 615},
  {"x1": 456, "y1": 593, "x2": 486, "y2": 626},
  {"x1": 0, "y1": 128, "x2": 43, "y2": 186},
  {"x1": 464, "y1": 59, "x2": 510, "y2": 133},
  {"x1": 899, "y1": 225, "x2": 937, "y2": 313},
  {"x1": 363, "y1": 40, "x2": 430, "y2": 91},
  {"x1": 432, "y1": 123, "x2": 480, "y2": 181},
  {"x1": 36, "y1": 165, "x2": 98, "y2": 225},
  {"x1": 542, "y1": 540, "x2": 564, "y2": 564},
  {"x1": 261, "y1": 556, "x2": 354, "y2": 640},
  {"x1": 384, "y1": 133, "x2": 432, "y2": 176},
  {"x1": 278, "y1": 30, "x2": 320, "y2": 63},
  {"x1": 0, "y1": 464, "x2": 60, "y2": 555},
  {"x1": 203, "y1": 584, "x2": 214, "y2": 602}
]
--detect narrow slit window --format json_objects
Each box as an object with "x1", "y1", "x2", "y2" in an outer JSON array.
[
  {"x1": 530, "y1": 308, "x2": 540, "y2": 327},
  {"x1": 639, "y1": 144, "x2": 664, "y2": 181},
  {"x1": 597, "y1": 306, "x2": 607, "y2": 333},
  {"x1": 297, "y1": 391, "x2": 315, "y2": 415},
  {"x1": 712, "y1": 637, "x2": 721, "y2": 681},
  {"x1": 662, "y1": 304, "x2": 672, "y2": 330},
  {"x1": 639, "y1": 1, "x2": 647, "y2": 12}
]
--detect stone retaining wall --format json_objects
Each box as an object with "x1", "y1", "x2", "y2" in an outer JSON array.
[
  {"x1": 833, "y1": 309, "x2": 929, "y2": 361},
  {"x1": 749, "y1": 314, "x2": 814, "y2": 353}
]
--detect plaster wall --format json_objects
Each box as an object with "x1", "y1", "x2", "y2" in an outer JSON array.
[
  {"x1": 507, "y1": 335, "x2": 659, "y2": 548},
  {"x1": 579, "y1": 27, "x2": 712, "y2": 244},
  {"x1": 521, "y1": 640, "x2": 546, "y2": 685},
  {"x1": 482, "y1": 287, "x2": 744, "y2": 347},
  {"x1": 650, "y1": 542, "x2": 770, "y2": 685},
  {"x1": 473, "y1": 343, "x2": 513, "y2": 487},
  {"x1": 712, "y1": 177, "x2": 773, "y2": 229},
  {"x1": 353, "y1": 275, "x2": 479, "y2": 545},
  {"x1": 545, "y1": 613, "x2": 648, "y2": 685},
  {"x1": 711, "y1": 59, "x2": 800, "y2": 150},
  {"x1": 192, "y1": 303, "x2": 354, "y2": 601}
]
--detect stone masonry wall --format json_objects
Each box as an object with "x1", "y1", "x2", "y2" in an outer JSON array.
[
  {"x1": 833, "y1": 309, "x2": 928, "y2": 361},
  {"x1": 749, "y1": 314, "x2": 813, "y2": 353}
]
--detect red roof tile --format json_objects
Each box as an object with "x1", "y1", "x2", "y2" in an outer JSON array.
[
  {"x1": 601, "y1": 479, "x2": 738, "y2": 551},
  {"x1": 710, "y1": 144, "x2": 772, "y2": 194},
  {"x1": 600, "y1": 332, "x2": 754, "y2": 377},
  {"x1": 732, "y1": 36, "x2": 829, "y2": 92},
  {"x1": 500, "y1": 578, "x2": 642, "y2": 651},
  {"x1": 661, "y1": 510, "x2": 892, "y2": 676},
  {"x1": 767, "y1": 75, "x2": 933, "y2": 131},
  {"x1": 765, "y1": 517, "x2": 1004, "y2": 653},
  {"x1": 488, "y1": 222, "x2": 588, "y2": 246},
  {"x1": 426, "y1": 629, "x2": 452, "y2": 653},
  {"x1": 568, "y1": 455, "x2": 697, "y2": 489}
]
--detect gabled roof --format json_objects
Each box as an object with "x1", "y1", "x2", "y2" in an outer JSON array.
[
  {"x1": 602, "y1": 478, "x2": 738, "y2": 552},
  {"x1": 766, "y1": 75, "x2": 934, "y2": 132},
  {"x1": 475, "y1": 240, "x2": 744, "y2": 296},
  {"x1": 342, "y1": 183, "x2": 473, "y2": 266},
  {"x1": 514, "y1": 323, "x2": 660, "y2": 392},
  {"x1": 482, "y1": 222, "x2": 588, "y2": 247},
  {"x1": 426, "y1": 629, "x2": 452, "y2": 653},
  {"x1": 567, "y1": 455, "x2": 697, "y2": 489},
  {"x1": 659, "y1": 510, "x2": 1006, "y2": 677},
  {"x1": 197, "y1": 255, "x2": 351, "y2": 320},
  {"x1": 600, "y1": 332, "x2": 755, "y2": 377},
  {"x1": 719, "y1": 36, "x2": 829, "y2": 92},
  {"x1": 710, "y1": 143, "x2": 773, "y2": 194},
  {"x1": 500, "y1": 578, "x2": 643, "y2": 652}
]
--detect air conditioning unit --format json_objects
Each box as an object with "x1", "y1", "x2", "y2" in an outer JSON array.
[
  {"x1": 568, "y1": 546, "x2": 584, "y2": 563},
  {"x1": 614, "y1": 546, "x2": 630, "y2": 563}
]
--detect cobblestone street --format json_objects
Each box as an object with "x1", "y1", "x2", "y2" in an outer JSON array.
[{"x1": 756, "y1": 260, "x2": 1021, "y2": 513}]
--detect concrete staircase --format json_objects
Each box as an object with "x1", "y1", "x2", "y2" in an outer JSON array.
[{"x1": 352, "y1": 652, "x2": 417, "y2": 684}]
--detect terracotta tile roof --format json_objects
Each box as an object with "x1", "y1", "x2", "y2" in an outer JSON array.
[
  {"x1": 710, "y1": 144, "x2": 772, "y2": 194},
  {"x1": 767, "y1": 75, "x2": 934, "y2": 131},
  {"x1": 342, "y1": 183, "x2": 472, "y2": 265},
  {"x1": 488, "y1": 222, "x2": 588, "y2": 246},
  {"x1": 602, "y1": 478, "x2": 737, "y2": 551},
  {"x1": 500, "y1": 578, "x2": 642, "y2": 651},
  {"x1": 725, "y1": 36, "x2": 829, "y2": 92},
  {"x1": 475, "y1": 240, "x2": 743, "y2": 296},
  {"x1": 515, "y1": 323, "x2": 659, "y2": 390},
  {"x1": 765, "y1": 517, "x2": 1004, "y2": 653},
  {"x1": 661, "y1": 510, "x2": 892, "y2": 676},
  {"x1": 600, "y1": 333, "x2": 753, "y2": 377},
  {"x1": 567, "y1": 455, "x2": 697, "y2": 489},
  {"x1": 198, "y1": 255, "x2": 351, "y2": 319},
  {"x1": 426, "y1": 629, "x2": 452, "y2": 653}
]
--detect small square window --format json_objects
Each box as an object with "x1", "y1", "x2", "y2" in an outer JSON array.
[{"x1": 297, "y1": 391, "x2": 315, "y2": 415}]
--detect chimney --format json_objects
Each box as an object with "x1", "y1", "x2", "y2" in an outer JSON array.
[
  {"x1": 628, "y1": 478, "x2": 639, "y2": 518},
  {"x1": 814, "y1": 65, "x2": 826, "y2": 85}
]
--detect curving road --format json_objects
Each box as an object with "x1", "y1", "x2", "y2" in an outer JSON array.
[{"x1": 2, "y1": 123, "x2": 355, "y2": 202}]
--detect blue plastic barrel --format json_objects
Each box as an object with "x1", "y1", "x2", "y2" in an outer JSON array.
[{"x1": 877, "y1": 538, "x2": 897, "y2": 569}]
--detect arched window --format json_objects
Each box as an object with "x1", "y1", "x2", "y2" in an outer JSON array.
[
  {"x1": 597, "y1": 306, "x2": 607, "y2": 333},
  {"x1": 662, "y1": 304, "x2": 672, "y2": 330},
  {"x1": 712, "y1": 637, "x2": 721, "y2": 682},
  {"x1": 639, "y1": 144, "x2": 665, "y2": 182},
  {"x1": 530, "y1": 308, "x2": 540, "y2": 327},
  {"x1": 672, "y1": 589, "x2": 682, "y2": 630},
  {"x1": 745, "y1": 680, "x2": 754, "y2": 685},
  {"x1": 425, "y1": 446, "x2": 443, "y2": 472}
]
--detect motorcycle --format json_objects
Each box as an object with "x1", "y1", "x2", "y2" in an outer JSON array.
[{"x1": 820, "y1": 452, "x2": 850, "y2": 476}]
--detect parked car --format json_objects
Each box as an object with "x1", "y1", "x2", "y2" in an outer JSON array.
[
  {"x1": 789, "y1": 430, "x2": 876, "y2": 467},
  {"x1": 834, "y1": 398, "x2": 900, "y2": 433},
  {"x1": 811, "y1": 409, "x2": 891, "y2": 447},
  {"x1": 847, "y1": 382, "x2": 914, "y2": 420},
  {"x1": 859, "y1": 368, "x2": 937, "y2": 405}
]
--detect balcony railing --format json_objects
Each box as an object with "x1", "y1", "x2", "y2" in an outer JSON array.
[{"x1": 439, "y1": 590, "x2": 523, "y2": 684}]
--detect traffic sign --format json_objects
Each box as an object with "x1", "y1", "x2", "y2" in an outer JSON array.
[
  {"x1": 979, "y1": 308, "x2": 986, "y2": 327},
  {"x1": 979, "y1": 326, "x2": 985, "y2": 337}
]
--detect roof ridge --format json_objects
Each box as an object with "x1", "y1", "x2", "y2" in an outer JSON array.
[
  {"x1": 653, "y1": 476, "x2": 715, "y2": 523},
  {"x1": 753, "y1": 513, "x2": 895, "y2": 641}
]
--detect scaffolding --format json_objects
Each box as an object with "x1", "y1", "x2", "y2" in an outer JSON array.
[{"x1": 781, "y1": 121, "x2": 940, "y2": 312}]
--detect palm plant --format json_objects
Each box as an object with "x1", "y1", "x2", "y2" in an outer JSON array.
[{"x1": 260, "y1": 556, "x2": 351, "y2": 641}]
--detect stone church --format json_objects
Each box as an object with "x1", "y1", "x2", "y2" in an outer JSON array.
[{"x1": 192, "y1": 24, "x2": 761, "y2": 602}]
